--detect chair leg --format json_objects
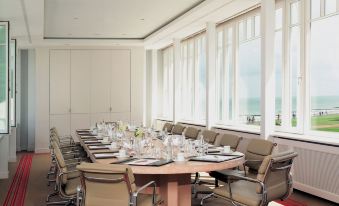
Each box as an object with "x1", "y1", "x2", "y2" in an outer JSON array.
[
  {"x1": 46, "y1": 191, "x2": 59, "y2": 202},
  {"x1": 200, "y1": 193, "x2": 214, "y2": 206},
  {"x1": 46, "y1": 200, "x2": 69, "y2": 205}
]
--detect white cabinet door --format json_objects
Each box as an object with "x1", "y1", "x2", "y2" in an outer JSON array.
[
  {"x1": 71, "y1": 114, "x2": 90, "y2": 140},
  {"x1": 110, "y1": 112, "x2": 130, "y2": 122},
  {"x1": 50, "y1": 114, "x2": 71, "y2": 136},
  {"x1": 90, "y1": 50, "x2": 111, "y2": 113},
  {"x1": 50, "y1": 50, "x2": 70, "y2": 115},
  {"x1": 90, "y1": 113, "x2": 111, "y2": 126},
  {"x1": 71, "y1": 50, "x2": 91, "y2": 114},
  {"x1": 111, "y1": 50, "x2": 131, "y2": 113}
]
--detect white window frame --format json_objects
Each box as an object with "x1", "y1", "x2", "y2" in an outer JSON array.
[
  {"x1": 0, "y1": 21, "x2": 10, "y2": 134},
  {"x1": 10, "y1": 39, "x2": 16, "y2": 127},
  {"x1": 214, "y1": 8, "x2": 262, "y2": 132},
  {"x1": 179, "y1": 33, "x2": 207, "y2": 125}
]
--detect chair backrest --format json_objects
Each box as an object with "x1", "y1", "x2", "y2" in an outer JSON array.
[
  {"x1": 201, "y1": 130, "x2": 219, "y2": 144},
  {"x1": 256, "y1": 151, "x2": 298, "y2": 203},
  {"x1": 184, "y1": 127, "x2": 201, "y2": 140},
  {"x1": 245, "y1": 139, "x2": 276, "y2": 171},
  {"x1": 218, "y1": 133, "x2": 242, "y2": 151},
  {"x1": 51, "y1": 141, "x2": 69, "y2": 185},
  {"x1": 162, "y1": 122, "x2": 174, "y2": 132},
  {"x1": 76, "y1": 162, "x2": 136, "y2": 206},
  {"x1": 171, "y1": 124, "x2": 186, "y2": 135}
]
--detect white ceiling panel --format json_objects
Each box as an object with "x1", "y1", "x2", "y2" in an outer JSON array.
[{"x1": 44, "y1": 0, "x2": 204, "y2": 39}]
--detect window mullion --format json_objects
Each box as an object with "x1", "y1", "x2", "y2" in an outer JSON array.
[
  {"x1": 233, "y1": 22, "x2": 239, "y2": 125},
  {"x1": 223, "y1": 27, "x2": 229, "y2": 123}
]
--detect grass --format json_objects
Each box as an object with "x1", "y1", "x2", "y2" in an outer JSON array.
[{"x1": 311, "y1": 114, "x2": 339, "y2": 132}]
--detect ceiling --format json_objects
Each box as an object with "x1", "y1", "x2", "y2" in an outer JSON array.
[
  {"x1": 0, "y1": 0, "x2": 259, "y2": 47},
  {"x1": 44, "y1": 0, "x2": 204, "y2": 39}
]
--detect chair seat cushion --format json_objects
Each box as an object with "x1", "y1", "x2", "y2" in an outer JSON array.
[
  {"x1": 64, "y1": 177, "x2": 80, "y2": 196},
  {"x1": 137, "y1": 194, "x2": 162, "y2": 206},
  {"x1": 67, "y1": 170, "x2": 80, "y2": 179},
  {"x1": 213, "y1": 180, "x2": 262, "y2": 206},
  {"x1": 210, "y1": 169, "x2": 257, "y2": 182}
]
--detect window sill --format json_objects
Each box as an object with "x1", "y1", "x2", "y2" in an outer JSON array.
[
  {"x1": 212, "y1": 124, "x2": 260, "y2": 135},
  {"x1": 272, "y1": 132, "x2": 339, "y2": 147},
  {"x1": 177, "y1": 120, "x2": 206, "y2": 127},
  {"x1": 155, "y1": 117, "x2": 173, "y2": 122}
]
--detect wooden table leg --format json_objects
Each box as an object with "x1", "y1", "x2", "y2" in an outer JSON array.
[
  {"x1": 135, "y1": 174, "x2": 192, "y2": 206},
  {"x1": 158, "y1": 174, "x2": 192, "y2": 206}
]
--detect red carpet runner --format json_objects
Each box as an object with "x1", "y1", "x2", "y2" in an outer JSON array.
[
  {"x1": 3, "y1": 154, "x2": 33, "y2": 206},
  {"x1": 276, "y1": 198, "x2": 307, "y2": 206}
]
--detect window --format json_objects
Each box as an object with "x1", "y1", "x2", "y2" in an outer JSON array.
[
  {"x1": 273, "y1": 0, "x2": 303, "y2": 132},
  {"x1": 0, "y1": 21, "x2": 9, "y2": 134},
  {"x1": 275, "y1": 6, "x2": 283, "y2": 126},
  {"x1": 179, "y1": 34, "x2": 206, "y2": 123},
  {"x1": 310, "y1": 0, "x2": 339, "y2": 133},
  {"x1": 158, "y1": 46, "x2": 174, "y2": 120},
  {"x1": 215, "y1": 9, "x2": 261, "y2": 128},
  {"x1": 10, "y1": 39, "x2": 16, "y2": 127},
  {"x1": 238, "y1": 14, "x2": 261, "y2": 126}
]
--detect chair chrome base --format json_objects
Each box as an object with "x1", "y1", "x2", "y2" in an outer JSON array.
[{"x1": 200, "y1": 193, "x2": 214, "y2": 206}]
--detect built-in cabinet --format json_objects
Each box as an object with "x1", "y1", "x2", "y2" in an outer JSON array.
[{"x1": 49, "y1": 49, "x2": 131, "y2": 138}]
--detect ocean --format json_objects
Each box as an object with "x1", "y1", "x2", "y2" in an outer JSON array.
[{"x1": 238, "y1": 96, "x2": 339, "y2": 116}]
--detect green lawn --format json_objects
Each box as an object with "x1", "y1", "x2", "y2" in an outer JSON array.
[{"x1": 311, "y1": 114, "x2": 339, "y2": 132}]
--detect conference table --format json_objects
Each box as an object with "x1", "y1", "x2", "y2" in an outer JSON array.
[{"x1": 76, "y1": 130, "x2": 245, "y2": 206}]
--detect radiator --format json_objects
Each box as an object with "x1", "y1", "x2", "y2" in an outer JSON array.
[{"x1": 274, "y1": 137, "x2": 339, "y2": 204}]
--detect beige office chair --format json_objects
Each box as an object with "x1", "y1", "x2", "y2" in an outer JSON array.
[
  {"x1": 202, "y1": 151, "x2": 298, "y2": 206},
  {"x1": 47, "y1": 141, "x2": 81, "y2": 205},
  {"x1": 201, "y1": 130, "x2": 219, "y2": 144},
  {"x1": 217, "y1": 133, "x2": 242, "y2": 151},
  {"x1": 171, "y1": 124, "x2": 186, "y2": 135},
  {"x1": 184, "y1": 127, "x2": 201, "y2": 140},
  {"x1": 76, "y1": 162, "x2": 163, "y2": 206},
  {"x1": 162, "y1": 122, "x2": 174, "y2": 133},
  {"x1": 210, "y1": 139, "x2": 277, "y2": 181}
]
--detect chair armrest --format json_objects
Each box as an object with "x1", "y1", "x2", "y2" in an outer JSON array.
[
  {"x1": 223, "y1": 173, "x2": 266, "y2": 204},
  {"x1": 132, "y1": 181, "x2": 157, "y2": 205}
]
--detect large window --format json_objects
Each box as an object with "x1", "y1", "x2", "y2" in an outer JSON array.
[
  {"x1": 179, "y1": 34, "x2": 206, "y2": 123},
  {"x1": 238, "y1": 14, "x2": 261, "y2": 126},
  {"x1": 158, "y1": 46, "x2": 174, "y2": 120},
  {"x1": 0, "y1": 21, "x2": 9, "y2": 134},
  {"x1": 215, "y1": 10, "x2": 261, "y2": 128},
  {"x1": 10, "y1": 39, "x2": 16, "y2": 127},
  {"x1": 310, "y1": 0, "x2": 339, "y2": 133}
]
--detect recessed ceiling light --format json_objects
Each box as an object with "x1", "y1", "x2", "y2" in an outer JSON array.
[
  {"x1": 122, "y1": 33, "x2": 126, "y2": 36},
  {"x1": 73, "y1": 17, "x2": 79, "y2": 20},
  {"x1": 67, "y1": 33, "x2": 72, "y2": 36},
  {"x1": 140, "y1": 18, "x2": 145, "y2": 21},
  {"x1": 64, "y1": 43, "x2": 70, "y2": 46},
  {"x1": 94, "y1": 33, "x2": 101, "y2": 36}
]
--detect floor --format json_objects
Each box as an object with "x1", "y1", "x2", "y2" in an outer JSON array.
[{"x1": 0, "y1": 152, "x2": 337, "y2": 206}]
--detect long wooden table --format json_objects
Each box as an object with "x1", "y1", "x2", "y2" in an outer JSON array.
[{"x1": 76, "y1": 131, "x2": 244, "y2": 206}]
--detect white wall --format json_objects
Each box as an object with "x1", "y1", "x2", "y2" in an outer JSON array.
[{"x1": 34, "y1": 46, "x2": 145, "y2": 153}]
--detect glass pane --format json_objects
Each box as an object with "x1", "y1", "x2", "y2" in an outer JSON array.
[
  {"x1": 238, "y1": 38, "x2": 261, "y2": 126},
  {"x1": 310, "y1": 15, "x2": 339, "y2": 132},
  {"x1": 198, "y1": 36, "x2": 206, "y2": 121},
  {"x1": 325, "y1": 0, "x2": 337, "y2": 15},
  {"x1": 226, "y1": 44, "x2": 234, "y2": 120},
  {"x1": 216, "y1": 31, "x2": 224, "y2": 121},
  {"x1": 275, "y1": 8, "x2": 283, "y2": 30},
  {"x1": 0, "y1": 26, "x2": 6, "y2": 44},
  {"x1": 239, "y1": 21, "x2": 244, "y2": 42},
  {"x1": 311, "y1": 0, "x2": 321, "y2": 19},
  {"x1": 255, "y1": 15, "x2": 260, "y2": 37},
  {"x1": 10, "y1": 40, "x2": 16, "y2": 126},
  {"x1": 246, "y1": 17, "x2": 252, "y2": 39},
  {"x1": 290, "y1": 26, "x2": 300, "y2": 127},
  {"x1": 227, "y1": 27, "x2": 233, "y2": 44},
  {"x1": 188, "y1": 41, "x2": 194, "y2": 119},
  {"x1": 291, "y1": 1, "x2": 300, "y2": 25},
  {"x1": 275, "y1": 31, "x2": 283, "y2": 126},
  {"x1": 0, "y1": 23, "x2": 8, "y2": 133}
]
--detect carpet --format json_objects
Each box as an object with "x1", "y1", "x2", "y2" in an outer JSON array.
[
  {"x1": 276, "y1": 198, "x2": 308, "y2": 206},
  {"x1": 2, "y1": 154, "x2": 33, "y2": 206}
]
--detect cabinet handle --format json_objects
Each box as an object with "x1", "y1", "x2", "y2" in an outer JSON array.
[
  {"x1": 69, "y1": 108, "x2": 71, "y2": 113},
  {"x1": 109, "y1": 107, "x2": 112, "y2": 112}
]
